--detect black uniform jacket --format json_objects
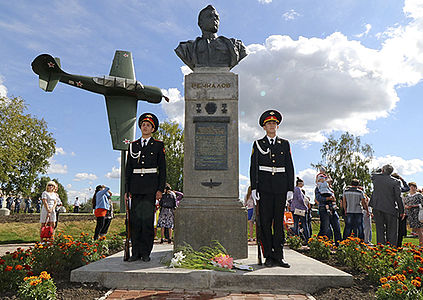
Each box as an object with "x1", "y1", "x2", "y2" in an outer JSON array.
[
  {"x1": 250, "y1": 136, "x2": 294, "y2": 194},
  {"x1": 125, "y1": 138, "x2": 166, "y2": 195}
]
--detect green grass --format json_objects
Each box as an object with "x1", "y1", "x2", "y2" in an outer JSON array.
[{"x1": 0, "y1": 218, "x2": 125, "y2": 244}]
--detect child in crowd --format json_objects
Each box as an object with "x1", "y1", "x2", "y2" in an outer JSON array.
[{"x1": 316, "y1": 167, "x2": 337, "y2": 214}]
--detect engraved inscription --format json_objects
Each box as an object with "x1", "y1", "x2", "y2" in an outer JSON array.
[
  {"x1": 195, "y1": 122, "x2": 228, "y2": 170},
  {"x1": 191, "y1": 82, "x2": 231, "y2": 89}
]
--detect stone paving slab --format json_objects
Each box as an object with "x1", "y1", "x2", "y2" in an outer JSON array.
[{"x1": 71, "y1": 245, "x2": 352, "y2": 294}]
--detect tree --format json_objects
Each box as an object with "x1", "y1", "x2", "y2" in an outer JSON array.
[
  {"x1": 0, "y1": 96, "x2": 56, "y2": 195},
  {"x1": 312, "y1": 132, "x2": 374, "y2": 203},
  {"x1": 31, "y1": 176, "x2": 68, "y2": 206},
  {"x1": 153, "y1": 121, "x2": 184, "y2": 191}
]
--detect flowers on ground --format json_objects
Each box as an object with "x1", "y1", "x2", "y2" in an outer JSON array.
[{"x1": 168, "y1": 241, "x2": 235, "y2": 272}]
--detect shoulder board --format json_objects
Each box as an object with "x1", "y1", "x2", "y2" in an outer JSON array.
[{"x1": 154, "y1": 139, "x2": 163, "y2": 143}]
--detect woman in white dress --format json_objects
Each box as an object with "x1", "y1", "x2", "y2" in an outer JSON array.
[{"x1": 40, "y1": 181, "x2": 58, "y2": 240}]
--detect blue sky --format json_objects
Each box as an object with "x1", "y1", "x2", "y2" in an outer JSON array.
[{"x1": 1, "y1": 0, "x2": 423, "y2": 203}]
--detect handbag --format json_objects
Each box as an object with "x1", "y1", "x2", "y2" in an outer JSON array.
[
  {"x1": 40, "y1": 215, "x2": 54, "y2": 239},
  {"x1": 418, "y1": 204, "x2": 423, "y2": 223},
  {"x1": 294, "y1": 208, "x2": 306, "y2": 217}
]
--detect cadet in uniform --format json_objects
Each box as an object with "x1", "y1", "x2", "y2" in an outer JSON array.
[
  {"x1": 250, "y1": 110, "x2": 294, "y2": 268},
  {"x1": 125, "y1": 113, "x2": 166, "y2": 262}
]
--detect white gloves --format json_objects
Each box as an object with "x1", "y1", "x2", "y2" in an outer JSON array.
[
  {"x1": 155, "y1": 200, "x2": 160, "y2": 206},
  {"x1": 286, "y1": 191, "x2": 294, "y2": 201},
  {"x1": 251, "y1": 189, "x2": 260, "y2": 205}
]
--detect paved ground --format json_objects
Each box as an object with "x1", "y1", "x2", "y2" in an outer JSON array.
[
  {"x1": 106, "y1": 289, "x2": 316, "y2": 299},
  {"x1": 71, "y1": 244, "x2": 352, "y2": 294},
  {"x1": 0, "y1": 243, "x2": 33, "y2": 256}
]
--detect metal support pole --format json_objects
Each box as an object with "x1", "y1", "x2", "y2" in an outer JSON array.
[{"x1": 120, "y1": 150, "x2": 126, "y2": 213}]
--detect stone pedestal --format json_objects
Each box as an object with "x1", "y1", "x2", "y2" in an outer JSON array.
[
  {"x1": 174, "y1": 67, "x2": 247, "y2": 259},
  {"x1": 0, "y1": 208, "x2": 10, "y2": 216}
]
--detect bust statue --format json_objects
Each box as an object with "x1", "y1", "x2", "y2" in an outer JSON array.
[{"x1": 175, "y1": 5, "x2": 247, "y2": 70}]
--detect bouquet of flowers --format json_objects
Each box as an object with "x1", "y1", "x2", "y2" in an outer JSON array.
[{"x1": 168, "y1": 241, "x2": 235, "y2": 272}]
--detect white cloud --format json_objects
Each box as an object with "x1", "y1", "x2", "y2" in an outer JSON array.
[
  {"x1": 297, "y1": 168, "x2": 318, "y2": 202},
  {"x1": 239, "y1": 173, "x2": 250, "y2": 200},
  {"x1": 282, "y1": 9, "x2": 301, "y2": 21},
  {"x1": 47, "y1": 160, "x2": 68, "y2": 174},
  {"x1": 371, "y1": 155, "x2": 423, "y2": 176},
  {"x1": 161, "y1": 88, "x2": 185, "y2": 125},
  {"x1": 74, "y1": 173, "x2": 98, "y2": 181},
  {"x1": 0, "y1": 77, "x2": 7, "y2": 97},
  {"x1": 66, "y1": 184, "x2": 72, "y2": 189},
  {"x1": 55, "y1": 147, "x2": 66, "y2": 155},
  {"x1": 236, "y1": 0, "x2": 423, "y2": 143},
  {"x1": 258, "y1": 0, "x2": 272, "y2": 3},
  {"x1": 105, "y1": 166, "x2": 121, "y2": 179},
  {"x1": 355, "y1": 24, "x2": 372, "y2": 38}
]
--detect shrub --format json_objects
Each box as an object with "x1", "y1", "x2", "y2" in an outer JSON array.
[
  {"x1": 18, "y1": 271, "x2": 56, "y2": 300},
  {"x1": 308, "y1": 235, "x2": 333, "y2": 260},
  {"x1": 335, "y1": 236, "x2": 367, "y2": 270},
  {"x1": 286, "y1": 235, "x2": 302, "y2": 251},
  {"x1": 375, "y1": 274, "x2": 423, "y2": 299}
]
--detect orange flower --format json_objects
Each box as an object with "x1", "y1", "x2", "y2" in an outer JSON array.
[
  {"x1": 412, "y1": 280, "x2": 422, "y2": 287},
  {"x1": 382, "y1": 283, "x2": 391, "y2": 289},
  {"x1": 15, "y1": 265, "x2": 23, "y2": 270},
  {"x1": 4, "y1": 266, "x2": 12, "y2": 272},
  {"x1": 418, "y1": 267, "x2": 423, "y2": 274},
  {"x1": 380, "y1": 277, "x2": 388, "y2": 284},
  {"x1": 395, "y1": 288, "x2": 403, "y2": 294}
]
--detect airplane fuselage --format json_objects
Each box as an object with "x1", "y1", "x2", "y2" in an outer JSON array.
[{"x1": 59, "y1": 73, "x2": 163, "y2": 103}]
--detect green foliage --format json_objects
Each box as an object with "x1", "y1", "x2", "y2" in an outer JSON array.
[
  {"x1": 312, "y1": 132, "x2": 374, "y2": 205},
  {"x1": 153, "y1": 121, "x2": 184, "y2": 191},
  {"x1": 17, "y1": 272, "x2": 57, "y2": 300},
  {"x1": 0, "y1": 96, "x2": 56, "y2": 196},
  {"x1": 375, "y1": 275, "x2": 423, "y2": 300},
  {"x1": 335, "y1": 236, "x2": 367, "y2": 270},
  {"x1": 31, "y1": 176, "x2": 68, "y2": 207},
  {"x1": 0, "y1": 248, "x2": 33, "y2": 292},
  {"x1": 286, "y1": 235, "x2": 303, "y2": 250},
  {"x1": 307, "y1": 235, "x2": 333, "y2": 260}
]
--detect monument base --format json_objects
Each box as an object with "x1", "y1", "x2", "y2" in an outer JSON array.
[{"x1": 174, "y1": 199, "x2": 247, "y2": 259}]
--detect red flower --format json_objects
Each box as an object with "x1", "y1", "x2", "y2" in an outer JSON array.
[
  {"x1": 408, "y1": 269, "x2": 414, "y2": 274},
  {"x1": 5, "y1": 266, "x2": 12, "y2": 272},
  {"x1": 15, "y1": 265, "x2": 23, "y2": 270},
  {"x1": 23, "y1": 265, "x2": 31, "y2": 270},
  {"x1": 418, "y1": 267, "x2": 423, "y2": 274},
  {"x1": 0, "y1": 259, "x2": 5, "y2": 265},
  {"x1": 26, "y1": 271, "x2": 33, "y2": 276}
]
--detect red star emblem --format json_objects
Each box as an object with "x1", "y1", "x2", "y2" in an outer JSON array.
[
  {"x1": 47, "y1": 62, "x2": 55, "y2": 68},
  {"x1": 123, "y1": 53, "x2": 129, "y2": 57},
  {"x1": 123, "y1": 139, "x2": 131, "y2": 144},
  {"x1": 76, "y1": 81, "x2": 83, "y2": 87}
]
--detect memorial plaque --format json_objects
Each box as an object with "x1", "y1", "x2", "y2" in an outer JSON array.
[{"x1": 194, "y1": 117, "x2": 229, "y2": 170}]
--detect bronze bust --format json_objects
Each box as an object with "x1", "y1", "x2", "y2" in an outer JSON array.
[{"x1": 175, "y1": 5, "x2": 247, "y2": 70}]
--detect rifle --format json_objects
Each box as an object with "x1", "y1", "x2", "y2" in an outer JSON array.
[
  {"x1": 123, "y1": 193, "x2": 131, "y2": 261},
  {"x1": 254, "y1": 142, "x2": 264, "y2": 265}
]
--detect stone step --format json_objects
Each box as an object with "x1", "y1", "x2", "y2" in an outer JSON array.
[{"x1": 70, "y1": 245, "x2": 352, "y2": 294}]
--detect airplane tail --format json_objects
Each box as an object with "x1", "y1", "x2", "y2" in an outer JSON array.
[{"x1": 31, "y1": 54, "x2": 64, "y2": 92}]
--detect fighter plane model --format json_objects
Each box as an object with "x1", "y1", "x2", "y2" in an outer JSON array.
[{"x1": 31, "y1": 50, "x2": 169, "y2": 151}]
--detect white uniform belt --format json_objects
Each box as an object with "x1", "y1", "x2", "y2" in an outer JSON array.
[
  {"x1": 259, "y1": 166, "x2": 286, "y2": 173},
  {"x1": 133, "y1": 168, "x2": 157, "y2": 174}
]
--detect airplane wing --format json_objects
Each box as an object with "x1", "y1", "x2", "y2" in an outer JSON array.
[
  {"x1": 105, "y1": 95, "x2": 137, "y2": 151},
  {"x1": 105, "y1": 51, "x2": 138, "y2": 150}
]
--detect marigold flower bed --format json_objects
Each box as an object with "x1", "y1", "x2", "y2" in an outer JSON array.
[
  {"x1": 0, "y1": 231, "x2": 123, "y2": 297},
  {"x1": 306, "y1": 235, "x2": 423, "y2": 299}
]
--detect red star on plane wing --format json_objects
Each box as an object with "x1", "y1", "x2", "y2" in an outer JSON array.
[
  {"x1": 47, "y1": 62, "x2": 55, "y2": 68},
  {"x1": 76, "y1": 81, "x2": 83, "y2": 87}
]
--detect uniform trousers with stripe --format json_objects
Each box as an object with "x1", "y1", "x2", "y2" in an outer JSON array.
[{"x1": 259, "y1": 192, "x2": 286, "y2": 260}]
